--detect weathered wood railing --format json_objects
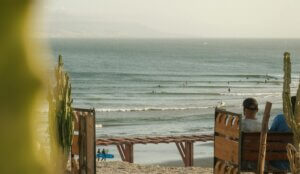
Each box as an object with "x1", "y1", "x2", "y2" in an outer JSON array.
[{"x1": 97, "y1": 134, "x2": 213, "y2": 167}]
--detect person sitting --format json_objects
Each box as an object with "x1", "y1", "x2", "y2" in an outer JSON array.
[
  {"x1": 241, "y1": 98, "x2": 261, "y2": 170},
  {"x1": 269, "y1": 96, "x2": 295, "y2": 171},
  {"x1": 242, "y1": 98, "x2": 261, "y2": 132},
  {"x1": 269, "y1": 96, "x2": 295, "y2": 132}
]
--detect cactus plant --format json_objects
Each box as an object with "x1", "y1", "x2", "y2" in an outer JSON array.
[
  {"x1": 283, "y1": 52, "x2": 300, "y2": 149},
  {"x1": 48, "y1": 55, "x2": 74, "y2": 170},
  {"x1": 283, "y1": 52, "x2": 300, "y2": 173}
]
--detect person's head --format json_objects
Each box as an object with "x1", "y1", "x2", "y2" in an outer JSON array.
[
  {"x1": 291, "y1": 96, "x2": 296, "y2": 114},
  {"x1": 243, "y1": 98, "x2": 258, "y2": 119}
]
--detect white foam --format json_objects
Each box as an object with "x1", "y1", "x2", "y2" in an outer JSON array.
[
  {"x1": 96, "y1": 124, "x2": 102, "y2": 128},
  {"x1": 95, "y1": 106, "x2": 212, "y2": 112},
  {"x1": 220, "y1": 92, "x2": 281, "y2": 96}
]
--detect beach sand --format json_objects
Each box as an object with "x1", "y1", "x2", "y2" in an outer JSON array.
[
  {"x1": 97, "y1": 161, "x2": 213, "y2": 174},
  {"x1": 96, "y1": 157, "x2": 213, "y2": 174},
  {"x1": 157, "y1": 157, "x2": 213, "y2": 168}
]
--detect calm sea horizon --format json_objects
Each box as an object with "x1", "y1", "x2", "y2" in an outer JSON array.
[{"x1": 46, "y1": 38, "x2": 300, "y2": 164}]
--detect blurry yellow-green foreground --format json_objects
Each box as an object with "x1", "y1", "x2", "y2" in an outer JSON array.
[{"x1": 0, "y1": 1, "x2": 56, "y2": 173}]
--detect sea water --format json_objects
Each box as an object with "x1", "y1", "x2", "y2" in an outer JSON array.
[{"x1": 48, "y1": 38, "x2": 300, "y2": 165}]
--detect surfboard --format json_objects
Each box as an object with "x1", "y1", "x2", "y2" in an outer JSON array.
[{"x1": 97, "y1": 153, "x2": 114, "y2": 159}]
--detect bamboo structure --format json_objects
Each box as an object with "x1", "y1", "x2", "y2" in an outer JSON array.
[
  {"x1": 257, "y1": 102, "x2": 272, "y2": 174},
  {"x1": 48, "y1": 55, "x2": 74, "y2": 169},
  {"x1": 283, "y1": 52, "x2": 300, "y2": 173}
]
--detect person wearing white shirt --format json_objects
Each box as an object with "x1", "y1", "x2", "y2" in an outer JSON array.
[
  {"x1": 241, "y1": 97, "x2": 261, "y2": 170},
  {"x1": 242, "y1": 98, "x2": 261, "y2": 132}
]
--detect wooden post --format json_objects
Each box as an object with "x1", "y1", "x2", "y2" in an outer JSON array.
[
  {"x1": 75, "y1": 108, "x2": 96, "y2": 174},
  {"x1": 79, "y1": 115, "x2": 86, "y2": 174},
  {"x1": 125, "y1": 144, "x2": 134, "y2": 163},
  {"x1": 116, "y1": 144, "x2": 134, "y2": 163},
  {"x1": 71, "y1": 112, "x2": 80, "y2": 174},
  {"x1": 185, "y1": 141, "x2": 194, "y2": 166},
  {"x1": 85, "y1": 111, "x2": 96, "y2": 174},
  {"x1": 257, "y1": 102, "x2": 272, "y2": 174},
  {"x1": 175, "y1": 141, "x2": 194, "y2": 167},
  {"x1": 116, "y1": 145, "x2": 126, "y2": 161}
]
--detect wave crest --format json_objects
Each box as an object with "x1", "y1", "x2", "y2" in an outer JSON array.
[{"x1": 96, "y1": 106, "x2": 212, "y2": 112}]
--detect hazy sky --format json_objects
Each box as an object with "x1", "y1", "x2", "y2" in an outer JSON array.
[{"x1": 41, "y1": 0, "x2": 300, "y2": 38}]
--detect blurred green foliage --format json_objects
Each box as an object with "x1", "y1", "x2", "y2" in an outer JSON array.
[{"x1": 0, "y1": 0, "x2": 51, "y2": 173}]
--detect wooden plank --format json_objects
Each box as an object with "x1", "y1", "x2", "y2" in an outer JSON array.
[
  {"x1": 243, "y1": 151, "x2": 288, "y2": 161},
  {"x1": 117, "y1": 145, "x2": 125, "y2": 161},
  {"x1": 175, "y1": 142, "x2": 185, "y2": 163},
  {"x1": 124, "y1": 144, "x2": 134, "y2": 163},
  {"x1": 185, "y1": 141, "x2": 194, "y2": 166},
  {"x1": 96, "y1": 134, "x2": 214, "y2": 146},
  {"x1": 73, "y1": 113, "x2": 80, "y2": 131},
  {"x1": 214, "y1": 160, "x2": 223, "y2": 174},
  {"x1": 132, "y1": 138, "x2": 148, "y2": 144},
  {"x1": 79, "y1": 115, "x2": 86, "y2": 174},
  {"x1": 214, "y1": 160, "x2": 227, "y2": 174},
  {"x1": 86, "y1": 111, "x2": 96, "y2": 174},
  {"x1": 243, "y1": 141, "x2": 290, "y2": 151},
  {"x1": 215, "y1": 112, "x2": 240, "y2": 138},
  {"x1": 96, "y1": 139, "x2": 111, "y2": 143},
  {"x1": 267, "y1": 133, "x2": 293, "y2": 141},
  {"x1": 214, "y1": 136, "x2": 239, "y2": 164},
  {"x1": 72, "y1": 135, "x2": 79, "y2": 155},
  {"x1": 109, "y1": 138, "x2": 131, "y2": 143},
  {"x1": 257, "y1": 102, "x2": 272, "y2": 174},
  {"x1": 243, "y1": 132, "x2": 293, "y2": 142},
  {"x1": 143, "y1": 137, "x2": 161, "y2": 144}
]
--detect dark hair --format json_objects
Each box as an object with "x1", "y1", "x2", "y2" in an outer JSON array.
[
  {"x1": 243, "y1": 98, "x2": 258, "y2": 111},
  {"x1": 291, "y1": 96, "x2": 296, "y2": 114}
]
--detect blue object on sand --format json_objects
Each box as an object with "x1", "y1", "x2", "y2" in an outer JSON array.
[{"x1": 97, "y1": 153, "x2": 114, "y2": 159}]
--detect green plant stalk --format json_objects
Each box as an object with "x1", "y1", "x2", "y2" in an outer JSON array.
[
  {"x1": 48, "y1": 55, "x2": 74, "y2": 169},
  {"x1": 283, "y1": 52, "x2": 300, "y2": 150},
  {"x1": 282, "y1": 52, "x2": 300, "y2": 174}
]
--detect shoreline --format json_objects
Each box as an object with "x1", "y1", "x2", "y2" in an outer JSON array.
[
  {"x1": 96, "y1": 161, "x2": 213, "y2": 174},
  {"x1": 153, "y1": 157, "x2": 213, "y2": 168}
]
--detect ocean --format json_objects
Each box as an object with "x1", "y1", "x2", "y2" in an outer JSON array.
[{"x1": 48, "y1": 38, "x2": 300, "y2": 165}]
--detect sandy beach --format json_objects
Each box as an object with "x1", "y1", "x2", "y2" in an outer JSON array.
[
  {"x1": 95, "y1": 157, "x2": 213, "y2": 174},
  {"x1": 96, "y1": 161, "x2": 213, "y2": 174},
  {"x1": 156, "y1": 157, "x2": 213, "y2": 168}
]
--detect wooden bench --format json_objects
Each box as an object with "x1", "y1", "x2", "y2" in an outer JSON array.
[{"x1": 214, "y1": 108, "x2": 293, "y2": 173}]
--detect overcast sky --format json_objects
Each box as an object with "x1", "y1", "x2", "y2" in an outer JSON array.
[{"x1": 40, "y1": 0, "x2": 300, "y2": 38}]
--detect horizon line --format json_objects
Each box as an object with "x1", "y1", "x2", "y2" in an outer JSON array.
[{"x1": 38, "y1": 36, "x2": 300, "y2": 40}]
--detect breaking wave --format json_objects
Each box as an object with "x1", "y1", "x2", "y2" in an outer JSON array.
[{"x1": 96, "y1": 106, "x2": 213, "y2": 112}]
